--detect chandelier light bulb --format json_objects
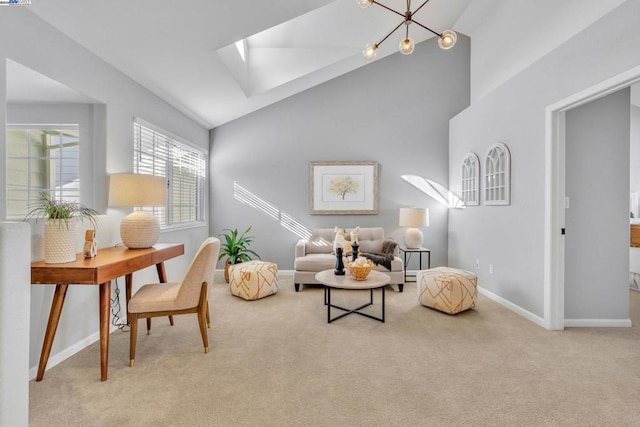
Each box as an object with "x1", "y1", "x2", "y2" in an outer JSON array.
[
  {"x1": 356, "y1": 0, "x2": 373, "y2": 8},
  {"x1": 438, "y1": 30, "x2": 458, "y2": 50},
  {"x1": 399, "y1": 37, "x2": 415, "y2": 55},
  {"x1": 362, "y1": 43, "x2": 378, "y2": 60},
  {"x1": 357, "y1": 2, "x2": 458, "y2": 57}
]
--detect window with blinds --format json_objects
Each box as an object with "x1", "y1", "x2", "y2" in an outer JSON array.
[{"x1": 133, "y1": 121, "x2": 206, "y2": 228}]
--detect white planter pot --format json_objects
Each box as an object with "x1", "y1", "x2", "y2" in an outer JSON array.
[{"x1": 44, "y1": 219, "x2": 77, "y2": 264}]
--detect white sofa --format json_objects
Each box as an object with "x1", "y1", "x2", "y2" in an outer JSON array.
[{"x1": 294, "y1": 227, "x2": 405, "y2": 292}]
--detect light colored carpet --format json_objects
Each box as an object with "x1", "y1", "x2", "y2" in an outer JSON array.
[{"x1": 30, "y1": 272, "x2": 640, "y2": 426}]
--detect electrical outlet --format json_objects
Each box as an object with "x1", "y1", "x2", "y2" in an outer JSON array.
[
  {"x1": 489, "y1": 264, "x2": 494, "y2": 274},
  {"x1": 476, "y1": 259, "x2": 480, "y2": 269}
]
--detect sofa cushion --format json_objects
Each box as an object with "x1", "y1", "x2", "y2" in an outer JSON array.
[
  {"x1": 304, "y1": 230, "x2": 334, "y2": 254},
  {"x1": 294, "y1": 253, "x2": 336, "y2": 271},
  {"x1": 306, "y1": 227, "x2": 366, "y2": 255},
  {"x1": 294, "y1": 253, "x2": 403, "y2": 273}
]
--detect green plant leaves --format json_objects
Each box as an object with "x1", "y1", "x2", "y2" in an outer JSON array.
[
  {"x1": 24, "y1": 192, "x2": 99, "y2": 229},
  {"x1": 218, "y1": 226, "x2": 260, "y2": 263}
]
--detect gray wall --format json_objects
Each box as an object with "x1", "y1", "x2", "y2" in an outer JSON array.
[
  {"x1": 0, "y1": 222, "x2": 30, "y2": 427},
  {"x1": 448, "y1": 1, "x2": 640, "y2": 320},
  {"x1": 0, "y1": 8, "x2": 210, "y2": 376},
  {"x1": 210, "y1": 36, "x2": 470, "y2": 271},
  {"x1": 565, "y1": 89, "x2": 630, "y2": 320},
  {"x1": 631, "y1": 103, "x2": 640, "y2": 205}
]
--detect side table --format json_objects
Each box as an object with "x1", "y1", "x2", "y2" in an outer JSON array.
[{"x1": 399, "y1": 246, "x2": 431, "y2": 283}]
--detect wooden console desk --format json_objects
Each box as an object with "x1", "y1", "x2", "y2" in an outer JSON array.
[{"x1": 31, "y1": 243, "x2": 184, "y2": 381}]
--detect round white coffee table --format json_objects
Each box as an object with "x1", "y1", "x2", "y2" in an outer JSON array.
[{"x1": 315, "y1": 269, "x2": 391, "y2": 323}]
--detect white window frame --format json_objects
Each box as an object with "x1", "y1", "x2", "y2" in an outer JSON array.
[
  {"x1": 5, "y1": 124, "x2": 80, "y2": 219},
  {"x1": 461, "y1": 152, "x2": 480, "y2": 206},
  {"x1": 484, "y1": 142, "x2": 511, "y2": 206},
  {"x1": 133, "y1": 119, "x2": 207, "y2": 230}
]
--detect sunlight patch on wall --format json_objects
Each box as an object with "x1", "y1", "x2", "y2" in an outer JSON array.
[
  {"x1": 401, "y1": 174, "x2": 465, "y2": 209},
  {"x1": 233, "y1": 181, "x2": 312, "y2": 239}
]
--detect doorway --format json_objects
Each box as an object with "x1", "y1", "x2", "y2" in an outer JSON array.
[{"x1": 545, "y1": 65, "x2": 640, "y2": 330}]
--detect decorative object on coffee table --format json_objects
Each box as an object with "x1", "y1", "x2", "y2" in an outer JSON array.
[
  {"x1": 347, "y1": 257, "x2": 373, "y2": 281},
  {"x1": 334, "y1": 247, "x2": 345, "y2": 275},
  {"x1": 25, "y1": 192, "x2": 99, "y2": 264},
  {"x1": 351, "y1": 240, "x2": 360, "y2": 262},
  {"x1": 218, "y1": 226, "x2": 260, "y2": 283}
]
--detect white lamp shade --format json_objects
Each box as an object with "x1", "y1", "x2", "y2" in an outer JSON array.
[
  {"x1": 399, "y1": 207, "x2": 429, "y2": 227},
  {"x1": 108, "y1": 174, "x2": 167, "y2": 207},
  {"x1": 399, "y1": 207, "x2": 429, "y2": 249},
  {"x1": 109, "y1": 174, "x2": 166, "y2": 248}
]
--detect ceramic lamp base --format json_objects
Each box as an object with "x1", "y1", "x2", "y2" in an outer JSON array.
[
  {"x1": 120, "y1": 210, "x2": 160, "y2": 249},
  {"x1": 403, "y1": 227, "x2": 423, "y2": 249}
]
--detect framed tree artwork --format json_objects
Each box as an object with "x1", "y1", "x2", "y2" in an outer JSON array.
[{"x1": 309, "y1": 161, "x2": 379, "y2": 215}]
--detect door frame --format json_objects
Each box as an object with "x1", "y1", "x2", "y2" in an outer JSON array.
[{"x1": 544, "y1": 65, "x2": 640, "y2": 330}]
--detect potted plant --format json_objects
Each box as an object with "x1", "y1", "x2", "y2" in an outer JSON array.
[
  {"x1": 25, "y1": 192, "x2": 99, "y2": 263},
  {"x1": 218, "y1": 226, "x2": 260, "y2": 283}
]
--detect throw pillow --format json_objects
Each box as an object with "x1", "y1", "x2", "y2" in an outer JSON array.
[
  {"x1": 349, "y1": 226, "x2": 360, "y2": 245},
  {"x1": 333, "y1": 226, "x2": 352, "y2": 255}
]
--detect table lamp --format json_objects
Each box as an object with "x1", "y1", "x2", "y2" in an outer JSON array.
[
  {"x1": 399, "y1": 207, "x2": 429, "y2": 249},
  {"x1": 108, "y1": 173, "x2": 167, "y2": 248}
]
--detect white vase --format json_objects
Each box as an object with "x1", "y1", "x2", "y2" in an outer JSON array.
[{"x1": 44, "y1": 219, "x2": 77, "y2": 264}]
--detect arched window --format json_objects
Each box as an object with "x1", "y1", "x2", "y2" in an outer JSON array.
[
  {"x1": 461, "y1": 153, "x2": 479, "y2": 206},
  {"x1": 484, "y1": 143, "x2": 511, "y2": 205}
]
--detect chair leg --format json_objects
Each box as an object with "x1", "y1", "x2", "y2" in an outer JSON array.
[
  {"x1": 146, "y1": 318, "x2": 151, "y2": 335},
  {"x1": 206, "y1": 303, "x2": 210, "y2": 328},
  {"x1": 197, "y1": 305, "x2": 209, "y2": 354},
  {"x1": 197, "y1": 283, "x2": 209, "y2": 353},
  {"x1": 169, "y1": 315, "x2": 174, "y2": 326},
  {"x1": 129, "y1": 313, "x2": 138, "y2": 367}
]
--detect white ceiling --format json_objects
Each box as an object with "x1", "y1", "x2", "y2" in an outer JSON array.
[{"x1": 19, "y1": 0, "x2": 478, "y2": 128}]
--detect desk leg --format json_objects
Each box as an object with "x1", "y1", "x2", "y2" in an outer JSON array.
[
  {"x1": 125, "y1": 273, "x2": 133, "y2": 325},
  {"x1": 36, "y1": 284, "x2": 69, "y2": 381},
  {"x1": 156, "y1": 262, "x2": 174, "y2": 326},
  {"x1": 156, "y1": 262, "x2": 167, "y2": 282},
  {"x1": 99, "y1": 281, "x2": 111, "y2": 381}
]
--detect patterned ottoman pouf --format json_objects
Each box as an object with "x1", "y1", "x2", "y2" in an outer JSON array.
[
  {"x1": 229, "y1": 261, "x2": 278, "y2": 301},
  {"x1": 417, "y1": 267, "x2": 477, "y2": 314}
]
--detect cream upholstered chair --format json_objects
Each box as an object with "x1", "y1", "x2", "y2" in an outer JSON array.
[{"x1": 128, "y1": 237, "x2": 220, "y2": 367}]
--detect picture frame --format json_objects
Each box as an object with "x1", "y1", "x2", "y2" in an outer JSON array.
[{"x1": 309, "y1": 161, "x2": 378, "y2": 215}]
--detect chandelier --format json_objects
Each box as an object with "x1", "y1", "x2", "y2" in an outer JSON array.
[{"x1": 356, "y1": 0, "x2": 458, "y2": 59}]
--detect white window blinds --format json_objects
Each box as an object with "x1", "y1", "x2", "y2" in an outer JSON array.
[{"x1": 133, "y1": 121, "x2": 206, "y2": 228}]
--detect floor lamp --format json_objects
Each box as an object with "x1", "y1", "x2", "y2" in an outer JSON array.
[{"x1": 108, "y1": 174, "x2": 167, "y2": 249}]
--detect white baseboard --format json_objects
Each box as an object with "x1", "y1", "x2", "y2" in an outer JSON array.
[
  {"x1": 478, "y1": 286, "x2": 633, "y2": 329},
  {"x1": 29, "y1": 324, "x2": 121, "y2": 380},
  {"x1": 478, "y1": 286, "x2": 546, "y2": 328},
  {"x1": 564, "y1": 318, "x2": 632, "y2": 327}
]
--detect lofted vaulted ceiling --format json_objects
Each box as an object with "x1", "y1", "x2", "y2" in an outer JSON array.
[{"x1": 20, "y1": 0, "x2": 481, "y2": 128}]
